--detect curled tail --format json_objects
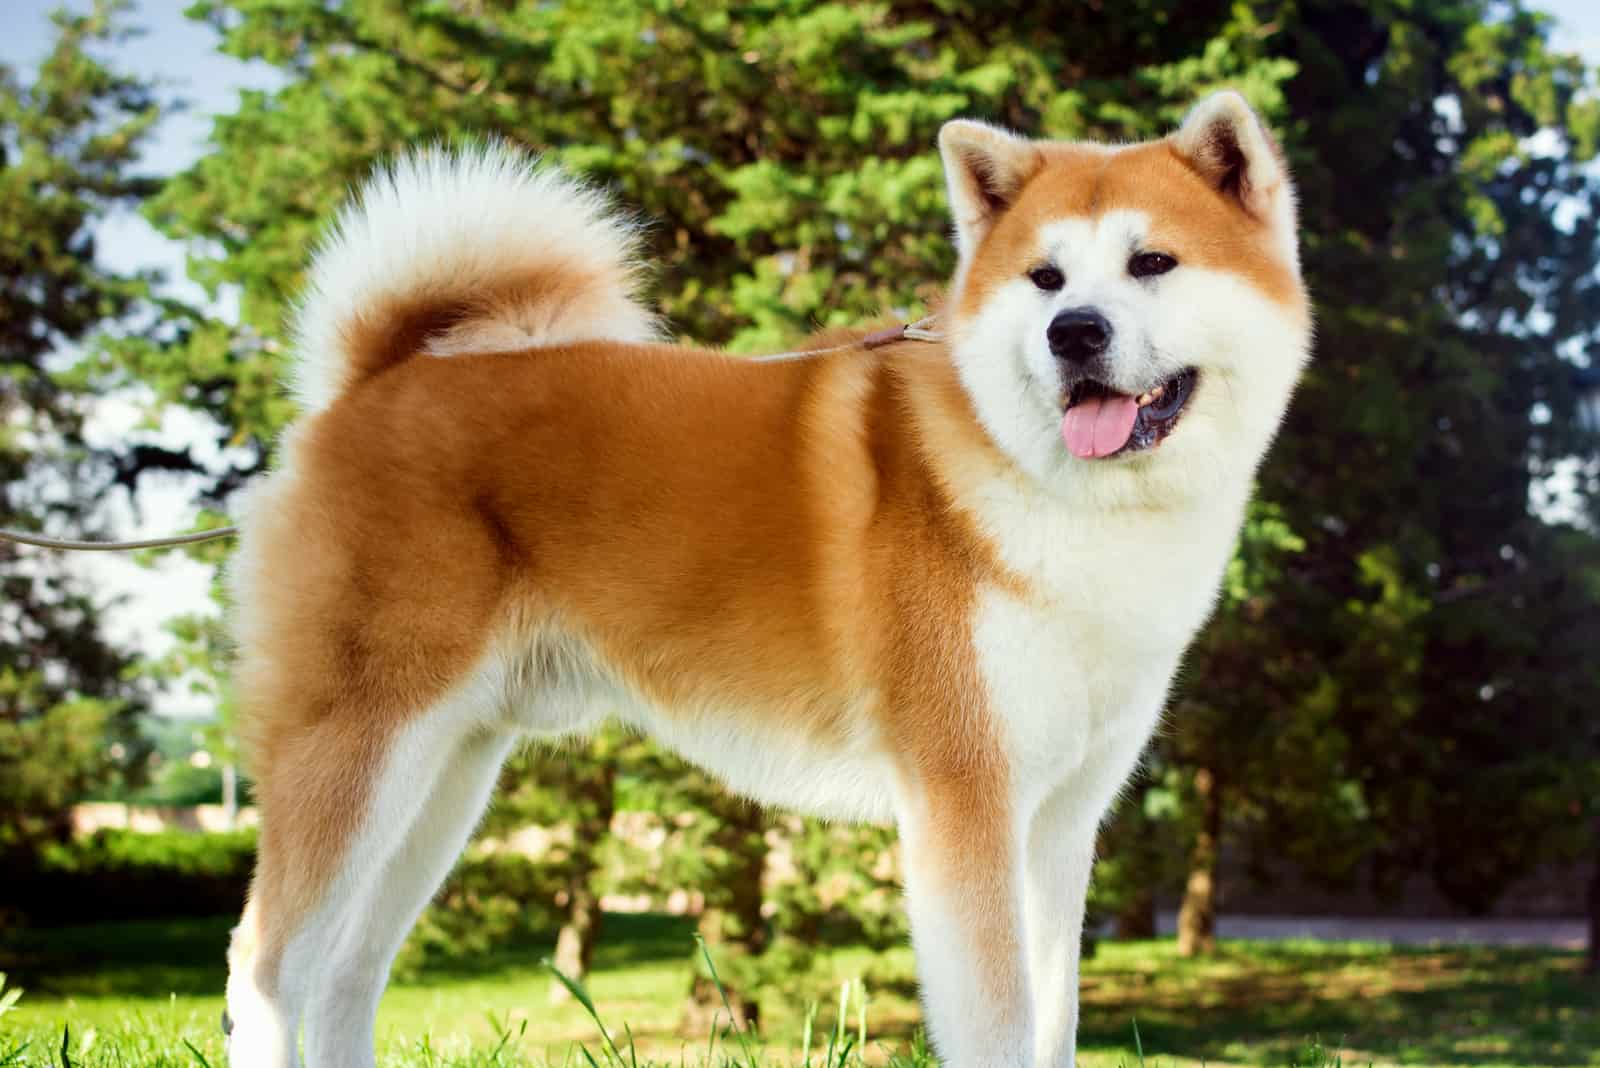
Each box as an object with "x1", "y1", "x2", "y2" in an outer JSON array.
[{"x1": 291, "y1": 141, "x2": 658, "y2": 414}]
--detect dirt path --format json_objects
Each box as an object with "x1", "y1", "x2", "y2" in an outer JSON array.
[{"x1": 1153, "y1": 910, "x2": 1588, "y2": 948}]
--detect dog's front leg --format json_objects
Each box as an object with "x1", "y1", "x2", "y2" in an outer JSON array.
[
  {"x1": 897, "y1": 771, "x2": 1034, "y2": 1067},
  {"x1": 1022, "y1": 785, "x2": 1098, "y2": 1068}
]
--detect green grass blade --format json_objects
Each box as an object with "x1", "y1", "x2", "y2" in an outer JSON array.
[
  {"x1": 693, "y1": 933, "x2": 759, "y2": 1067},
  {"x1": 545, "y1": 957, "x2": 625, "y2": 1066},
  {"x1": 800, "y1": 1000, "x2": 816, "y2": 1065},
  {"x1": 182, "y1": 1038, "x2": 214, "y2": 1068}
]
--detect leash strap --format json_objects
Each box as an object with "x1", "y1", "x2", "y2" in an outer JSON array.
[
  {"x1": 0, "y1": 526, "x2": 239, "y2": 552},
  {"x1": 753, "y1": 315, "x2": 942, "y2": 363},
  {"x1": 859, "y1": 317, "x2": 942, "y2": 348}
]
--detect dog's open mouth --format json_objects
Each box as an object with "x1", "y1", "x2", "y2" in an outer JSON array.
[{"x1": 1061, "y1": 369, "x2": 1198, "y2": 459}]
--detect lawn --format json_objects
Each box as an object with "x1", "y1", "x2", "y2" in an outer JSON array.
[{"x1": 0, "y1": 913, "x2": 1593, "y2": 1066}]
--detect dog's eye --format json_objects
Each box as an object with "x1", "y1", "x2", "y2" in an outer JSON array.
[
  {"x1": 1129, "y1": 251, "x2": 1178, "y2": 279},
  {"x1": 1028, "y1": 265, "x2": 1065, "y2": 292}
]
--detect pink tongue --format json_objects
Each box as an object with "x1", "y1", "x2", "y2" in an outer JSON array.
[{"x1": 1061, "y1": 394, "x2": 1139, "y2": 459}]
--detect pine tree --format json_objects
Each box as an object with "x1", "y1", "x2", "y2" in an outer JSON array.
[{"x1": 0, "y1": 1, "x2": 162, "y2": 867}]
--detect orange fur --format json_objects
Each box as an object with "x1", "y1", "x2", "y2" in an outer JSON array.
[{"x1": 232, "y1": 334, "x2": 1023, "y2": 977}]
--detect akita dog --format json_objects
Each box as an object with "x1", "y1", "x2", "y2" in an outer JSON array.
[{"x1": 223, "y1": 91, "x2": 1309, "y2": 1067}]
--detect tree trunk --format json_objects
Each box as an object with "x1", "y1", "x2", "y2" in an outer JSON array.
[
  {"x1": 684, "y1": 798, "x2": 767, "y2": 1029},
  {"x1": 548, "y1": 761, "x2": 616, "y2": 1004},
  {"x1": 1177, "y1": 766, "x2": 1221, "y2": 957},
  {"x1": 549, "y1": 879, "x2": 604, "y2": 1003},
  {"x1": 1114, "y1": 887, "x2": 1157, "y2": 940},
  {"x1": 221, "y1": 761, "x2": 238, "y2": 830},
  {"x1": 1587, "y1": 821, "x2": 1599, "y2": 977}
]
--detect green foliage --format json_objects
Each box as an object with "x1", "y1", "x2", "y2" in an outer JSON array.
[
  {"x1": 1152, "y1": 0, "x2": 1600, "y2": 926},
  {"x1": 768, "y1": 820, "x2": 907, "y2": 955},
  {"x1": 0, "y1": 699, "x2": 118, "y2": 853},
  {"x1": 487, "y1": 737, "x2": 625, "y2": 903},
  {"x1": 0, "y1": 971, "x2": 22, "y2": 1021},
  {"x1": 125, "y1": 761, "x2": 224, "y2": 807},
  {"x1": 393, "y1": 850, "x2": 563, "y2": 981},
  {"x1": 6, "y1": 829, "x2": 253, "y2": 926},
  {"x1": 549, "y1": 938, "x2": 936, "y2": 1068},
  {"x1": 664, "y1": 771, "x2": 771, "y2": 1011},
  {"x1": 35, "y1": 828, "x2": 256, "y2": 880},
  {"x1": 1088, "y1": 771, "x2": 1190, "y2": 938},
  {"x1": 0, "y1": 0, "x2": 161, "y2": 867}
]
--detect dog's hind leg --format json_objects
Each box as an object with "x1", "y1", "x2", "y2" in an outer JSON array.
[
  {"x1": 299, "y1": 722, "x2": 515, "y2": 1066},
  {"x1": 225, "y1": 713, "x2": 393, "y2": 1068},
  {"x1": 225, "y1": 671, "x2": 513, "y2": 1068}
]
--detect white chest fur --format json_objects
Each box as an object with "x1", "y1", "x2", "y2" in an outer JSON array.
[{"x1": 967, "y1": 474, "x2": 1246, "y2": 812}]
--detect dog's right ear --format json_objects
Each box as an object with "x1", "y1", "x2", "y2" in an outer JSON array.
[{"x1": 939, "y1": 120, "x2": 1039, "y2": 257}]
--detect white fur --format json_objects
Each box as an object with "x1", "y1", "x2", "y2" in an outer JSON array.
[
  {"x1": 950, "y1": 213, "x2": 1309, "y2": 506},
  {"x1": 494, "y1": 627, "x2": 896, "y2": 822},
  {"x1": 227, "y1": 661, "x2": 518, "y2": 1068},
  {"x1": 1023, "y1": 792, "x2": 1098, "y2": 1068},
  {"x1": 291, "y1": 142, "x2": 659, "y2": 413},
  {"x1": 299, "y1": 729, "x2": 515, "y2": 1065},
  {"x1": 954, "y1": 492, "x2": 1238, "y2": 1067},
  {"x1": 632, "y1": 704, "x2": 894, "y2": 822},
  {"x1": 223, "y1": 946, "x2": 298, "y2": 1068}
]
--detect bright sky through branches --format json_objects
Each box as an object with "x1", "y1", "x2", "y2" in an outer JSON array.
[{"x1": 2, "y1": 0, "x2": 1598, "y2": 717}]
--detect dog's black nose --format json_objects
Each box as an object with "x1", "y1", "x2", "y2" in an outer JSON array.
[{"x1": 1048, "y1": 308, "x2": 1112, "y2": 364}]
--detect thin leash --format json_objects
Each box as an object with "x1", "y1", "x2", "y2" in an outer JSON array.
[
  {"x1": 0, "y1": 525, "x2": 239, "y2": 552},
  {"x1": 0, "y1": 317, "x2": 941, "y2": 554},
  {"x1": 750, "y1": 314, "x2": 942, "y2": 362}
]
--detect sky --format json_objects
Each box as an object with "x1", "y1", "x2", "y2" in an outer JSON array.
[
  {"x1": 4, "y1": 2, "x2": 283, "y2": 716},
  {"x1": 3, "y1": 0, "x2": 1599, "y2": 717}
]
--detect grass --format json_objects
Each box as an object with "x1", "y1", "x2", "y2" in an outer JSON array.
[{"x1": 0, "y1": 913, "x2": 1593, "y2": 1066}]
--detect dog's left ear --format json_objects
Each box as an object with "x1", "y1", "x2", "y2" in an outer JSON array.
[
  {"x1": 939, "y1": 120, "x2": 1039, "y2": 256},
  {"x1": 1172, "y1": 91, "x2": 1289, "y2": 221}
]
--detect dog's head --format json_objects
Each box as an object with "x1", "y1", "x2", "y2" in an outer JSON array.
[{"x1": 939, "y1": 92, "x2": 1311, "y2": 505}]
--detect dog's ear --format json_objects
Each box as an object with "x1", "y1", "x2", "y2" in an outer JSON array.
[
  {"x1": 939, "y1": 119, "x2": 1039, "y2": 255},
  {"x1": 1172, "y1": 91, "x2": 1290, "y2": 221}
]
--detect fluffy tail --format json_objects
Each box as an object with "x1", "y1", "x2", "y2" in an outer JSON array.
[{"x1": 290, "y1": 142, "x2": 658, "y2": 414}]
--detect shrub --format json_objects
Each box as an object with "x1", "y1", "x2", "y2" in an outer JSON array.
[
  {"x1": 391, "y1": 848, "x2": 564, "y2": 980},
  {"x1": 4, "y1": 829, "x2": 255, "y2": 926},
  {"x1": 125, "y1": 761, "x2": 225, "y2": 807}
]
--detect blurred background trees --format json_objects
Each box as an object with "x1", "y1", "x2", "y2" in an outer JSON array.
[
  {"x1": 2, "y1": 0, "x2": 1597, "y2": 1008},
  {"x1": 0, "y1": 3, "x2": 161, "y2": 869}
]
